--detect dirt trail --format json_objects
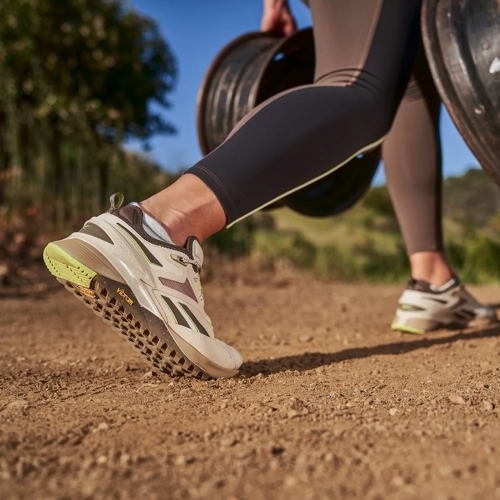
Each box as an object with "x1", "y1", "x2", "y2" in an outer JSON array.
[{"x1": 1, "y1": 279, "x2": 500, "y2": 500}]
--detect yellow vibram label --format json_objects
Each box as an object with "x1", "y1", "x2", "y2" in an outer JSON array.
[
  {"x1": 117, "y1": 287, "x2": 134, "y2": 305},
  {"x1": 77, "y1": 286, "x2": 97, "y2": 299}
]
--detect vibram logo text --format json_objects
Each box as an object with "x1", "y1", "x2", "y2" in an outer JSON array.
[{"x1": 117, "y1": 287, "x2": 134, "y2": 305}]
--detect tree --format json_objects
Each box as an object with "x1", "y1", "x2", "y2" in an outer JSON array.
[{"x1": 0, "y1": 0, "x2": 178, "y2": 225}]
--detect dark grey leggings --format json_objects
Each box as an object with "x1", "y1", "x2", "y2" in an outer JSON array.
[{"x1": 187, "y1": 0, "x2": 443, "y2": 255}]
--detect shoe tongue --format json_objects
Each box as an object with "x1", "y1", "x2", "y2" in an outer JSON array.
[{"x1": 188, "y1": 237, "x2": 204, "y2": 268}]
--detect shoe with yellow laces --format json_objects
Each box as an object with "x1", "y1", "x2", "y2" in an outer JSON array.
[{"x1": 43, "y1": 193, "x2": 242, "y2": 379}]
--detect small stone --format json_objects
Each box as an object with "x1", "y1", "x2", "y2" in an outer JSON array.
[
  {"x1": 81, "y1": 457, "x2": 94, "y2": 471},
  {"x1": 389, "y1": 408, "x2": 398, "y2": 416},
  {"x1": 97, "y1": 422, "x2": 109, "y2": 431},
  {"x1": 284, "y1": 476, "x2": 298, "y2": 487},
  {"x1": 298, "y1": 335, "x2": 313, "y2": 343},
  {"x1": 7, "y1": 400, "x2": 29, "y2": 409},
  {"x1": 142, "y1": 371, "x2": 154, "y2": 381},
  {"x1": 96, "y1": 455, "x2": 107, "y2": 465},
  {"x1": 482, "y1": 400, "x2": 494, "y2": 411},
  {"x1": 287, "y1": 410, "x2": 299, "y2": 419},
  {"x1": 391, "y1": 476, "x2": 405, "y2": 487},
  {"x1": 438, "y1": 465, "x2": 453, "y2": 476},
  {"x1": 119, "y1": 454, "x2": 131, "y2": 467},
  {"x1": 449, "y1": 394, "x2": 466, "y2": 405},
  {"x1": 174, "y1": 455, "x2": 194, "y2": 466},
  {"x1": 220, "y1": 437, "x2": 236, "y2": 447},
  {"x1": 0, "y1": 264, "x2": 8, "y2": 278}
]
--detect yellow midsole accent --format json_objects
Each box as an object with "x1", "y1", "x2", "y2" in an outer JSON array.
[
  {"x1": 43, "y1": 242, "x2": 97, "y2": 288},
  {"x1": 391, "y1": 324, "x2": 426, "y2": 335}
]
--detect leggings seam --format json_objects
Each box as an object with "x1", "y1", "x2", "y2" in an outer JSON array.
[{"x1": 350, "y1": 0, "x2": 383, "y2": 84}]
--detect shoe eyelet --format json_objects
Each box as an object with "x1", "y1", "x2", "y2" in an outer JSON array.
[{"x1": 170, "y1": 254, "x2": 187, "y2": 266}]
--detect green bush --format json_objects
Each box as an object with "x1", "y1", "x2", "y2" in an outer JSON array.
[
  {"x1": 361, "y1": 185, "x2": 395, "y2": 218},
  {"x1": 461, "y1": 235, "x2": 500, "y2": 284},
  {"x1": 0, "y1": 0, "x2": 177, "y2": 227},
  {"x1": 206, "y1": 218, "x2": 256, "y2": 258},
  {"x1": 314, "y1": 245, "x2": 359, "y2": 281},
  {"x1": 358, "y1": 239, "x2": 410, "y2": 283},
  {"x1": 253, "y1": 230, "x2": 317, "y2": 269}
]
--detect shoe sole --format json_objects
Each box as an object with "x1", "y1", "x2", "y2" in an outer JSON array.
[
  {"x1": 43, "y1": 242, "x2": 237, "y2": 380},
  {"x1": 391, "y1": 317, "x2": 497, "y2": 335},
  {"x1": 391, "y1": 324, "x2": 426, "y2": 335}
]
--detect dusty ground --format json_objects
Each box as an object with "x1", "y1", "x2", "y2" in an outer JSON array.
[{"x1": 1, "y1": 277, "x2": 500, "y2": 500}]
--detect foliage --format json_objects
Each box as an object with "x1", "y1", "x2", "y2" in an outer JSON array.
[
  {"x1": 361, "y1": 185, "x2": 396, "y2": 219},
  {"x1": 208, "y1": 168, "x2": 500, "y2": 284},
  {"x1": 206, "y1": 218, "x2": 257, "y2": 258},
  {"x1": 443, "y1": 168, "x2": 500, "y2": 228},
  {"x1": 0, "y1": 0, "x2": 176, "y2": 139},
  {"x1": 0, "y1": 0, "x2": 177, "y2": 226}
]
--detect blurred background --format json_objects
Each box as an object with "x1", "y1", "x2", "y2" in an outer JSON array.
[{"x1": 1, "y1": 0, "x2": 499, "y2": 292}]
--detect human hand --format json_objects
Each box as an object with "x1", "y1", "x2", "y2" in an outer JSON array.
[{"x1": 261, "y1": 0, "x2": 297, "y2": 36}]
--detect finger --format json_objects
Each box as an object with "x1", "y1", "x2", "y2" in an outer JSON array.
[{"x1": 284, "y1": 18, "x2": 298, "y2": 36}]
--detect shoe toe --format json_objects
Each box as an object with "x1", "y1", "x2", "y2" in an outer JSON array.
[
  {"x1": 216, "y1": 340, "x2": 243, "y2": 370},
  {"x1": 478, "y1": 306, "x2": 498, "y2": 320}
]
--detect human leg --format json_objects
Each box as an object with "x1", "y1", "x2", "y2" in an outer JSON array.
[
  {"x1": 43, "y1": 0, "x2": 428, "y2": 376},
  {"x1": 383, "y1": 51, "x2": 497, "y2": 332},
  {"x1": 147, "y1": 0, "x2": 423, "y2": 232},
  {"x1": 381, "y1": 46, "x2": 453, "y2": 286}
]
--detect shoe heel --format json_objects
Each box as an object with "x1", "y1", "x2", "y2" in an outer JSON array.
[
  {"x1": 391, "y1": 317, "x2": 441, "y2": 334},
  {"x1": 43, "y1": 242, "x2": 97, "y2": 288}
]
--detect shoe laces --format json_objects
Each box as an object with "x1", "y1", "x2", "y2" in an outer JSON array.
[{"x1": 171, "y1": 254, "x2": 200, "y2": 273}]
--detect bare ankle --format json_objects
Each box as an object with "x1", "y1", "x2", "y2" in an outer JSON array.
[
  {"x1": 139, "y1": 174, "x2": 226, "y2": 247},
  {"x1": 409, "y1": 251, "x2": 453, "y2": 287}
]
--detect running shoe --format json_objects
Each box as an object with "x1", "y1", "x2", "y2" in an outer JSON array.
[
  {"x1": 43, "y1": 194, "x2": 242, "y2": 379},
  {"x1": 391, "y1": 277, "x2": 498, "y2": 334}
]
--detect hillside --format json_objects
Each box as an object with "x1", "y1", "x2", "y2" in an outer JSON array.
[{"x1": 207, "y1": 168, "x2": 500, "y2": 284}]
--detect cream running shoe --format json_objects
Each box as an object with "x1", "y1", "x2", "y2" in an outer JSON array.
[
  {"x1": 43, "y1": 194, "x2": 242, "y2": 379},
  {"x1": 391, "y1": 277, "x2": 498, "y2": 334}
]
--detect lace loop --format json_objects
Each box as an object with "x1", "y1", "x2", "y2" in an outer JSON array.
[
  {"x1": 170, "y1": 254, "x2": 200, "y2": 272},
  {"x1": 107, "y1": 192, "x2": 124, "y2": 213}
]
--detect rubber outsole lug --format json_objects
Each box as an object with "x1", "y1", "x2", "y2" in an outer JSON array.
[{"x1": 65, "y1": 275, "x2": 213, "y2": 380}]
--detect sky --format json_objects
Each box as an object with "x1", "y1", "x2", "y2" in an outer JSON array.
[{"x1": 128, "y1": 0, "x2": 479, "y2": 184}]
